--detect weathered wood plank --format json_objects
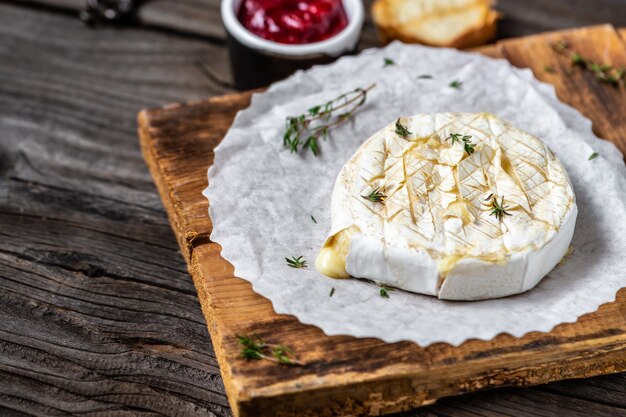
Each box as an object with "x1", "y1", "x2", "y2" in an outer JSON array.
[
  {"x1": 0, "y1": 3, "x2": 233, "y2": 416},
  {"x1": 138, "y1": 92, "x2": 253, "y2": 259},
  {"x1": 187, "y1": 241, "x2": 626, "y2": 417},
  {"x1": 495, "y1": 0, "x2": 626, "y2": 39},
  {"x1": 138, "y1": 25, "x2": 626, "y2": 417},
  {"x1": 499, "y1": 24, "x2": 626, "y2": 152},
  {"x1": 13, "y1": 0, "x2": 224, "y2": 40},
  {"x1": 409, "y1": 383, "x2": 626, "y2": 417},
  {"x1": 538, "y1": 372, "x2": 626, "y2": 408}
]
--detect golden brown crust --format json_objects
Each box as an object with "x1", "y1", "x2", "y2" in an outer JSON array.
[
  {"x1": 372, "y1": 0, "x2": 500, "y2": 49},
  {"x1": 449, "y1": 10, "x2": 499, "y2": 49}
]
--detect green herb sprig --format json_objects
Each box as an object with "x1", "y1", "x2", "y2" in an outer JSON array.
[
  {"x1": 449, "y1": 79, "x2": 463, "y2": 89},
  {"x1": 237, "y1": 335, "x2": 303, "y2": 366},
  {"x1": 383, "y1": 58, "x2": 395, "y2": 67},
  {"x1": 238, "y1": 334, "x2": 266, "y2": 360},
  {"x1": 447, "y1": 133, "x2": 476, "y2": 155},
  {"x1": 552, "y1": 41, "x2": 625, "y2": 86},
  {"x1": 380, "y1": 285, "x2": 395, "y2": 298},
  {"x1": 282, "y1": 84, "x2": 377, "y2": 155},
  {"x1": 588, "y1": 152, "x2": 599, "y2": 160},
  {"x1": 286, "y1": 256, "x2": 307, "y2": 269},
  {"x1": 362, "y1": 187, "x2": 387, "y2": 204},
  {"x1": 490, "y1": 196, "x2": 512, "y2": 221},
  {"x1": 395, "y1": 118, "x2": 412, "y2": 138}
]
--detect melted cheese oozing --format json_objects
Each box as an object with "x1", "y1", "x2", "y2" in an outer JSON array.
[
  {"x1": 316, "y1": 113, "x2": 577, "y2": 300},
  {"x1": 316, "y1": 226, "x2": 359, "y2": 278}
]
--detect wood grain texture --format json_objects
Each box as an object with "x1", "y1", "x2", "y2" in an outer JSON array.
[
  {"x1": 499, "y1": 25, "x2": 626, "y2": 153},
  {"x1": 138, "y1": 25, "x2": 626, "y2": 417},
  {"x1": 0, "y1": 3, "x2": 232, "y2": 416}
]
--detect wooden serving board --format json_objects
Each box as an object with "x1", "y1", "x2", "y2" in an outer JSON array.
[{"x1": 138, "y1": 25, "x2": 626, "y2": 417}]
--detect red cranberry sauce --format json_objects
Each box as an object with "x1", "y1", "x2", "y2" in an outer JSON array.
[{"x1": 237, "y1": 0, "x2": 349, "y2": 45}]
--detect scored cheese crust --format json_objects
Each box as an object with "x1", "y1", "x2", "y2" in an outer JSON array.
[{"x1": 316, "y1": 113, "x2": 577, "y2": 300}]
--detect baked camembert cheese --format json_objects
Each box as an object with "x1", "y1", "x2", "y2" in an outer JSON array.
[{"x1": 316, "y1": 113, "x2": 577, "y2": 300}]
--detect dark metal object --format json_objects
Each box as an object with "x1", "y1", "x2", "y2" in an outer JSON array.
[{"x1": 80, "y1": 0, "x2": 139, "y2": 26}]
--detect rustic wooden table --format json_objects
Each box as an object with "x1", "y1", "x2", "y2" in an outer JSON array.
[{"x1": 0, "y1": 1, "x2": 625, "y2": 416}]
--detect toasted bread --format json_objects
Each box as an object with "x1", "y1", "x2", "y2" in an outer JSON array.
[{"x1": 372, "y1": 0, "x2": 499, "y2": 49}]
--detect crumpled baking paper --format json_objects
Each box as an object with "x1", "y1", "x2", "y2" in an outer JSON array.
[{"x1": 203, "y1": 42, "x2": 626, "y2": 346}]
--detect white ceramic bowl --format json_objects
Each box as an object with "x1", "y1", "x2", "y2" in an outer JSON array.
[{"x1": 221, "y1": 0, "x2": 364, "y2": 57}]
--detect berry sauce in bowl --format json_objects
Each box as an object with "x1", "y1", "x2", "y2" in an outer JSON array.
[
  {"x1": 237, "y1": 0, "x2": 349, "y2": 45},
  {"x1": 222, "y1": 0, "x2": 363, "y2": 89}
]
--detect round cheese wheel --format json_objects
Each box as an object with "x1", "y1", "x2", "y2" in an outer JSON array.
[{"x1": 316, "y1": 112, "x2": 577, "y2": 300}]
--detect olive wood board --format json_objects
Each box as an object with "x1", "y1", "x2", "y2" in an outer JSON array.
[{"x1": 138, "y1": 24, "x2": 626, "y2": 417}]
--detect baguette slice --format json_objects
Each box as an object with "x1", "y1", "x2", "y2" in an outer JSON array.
[{"x1": 372, "y1": 0, "x2": 499, "y2": 49}]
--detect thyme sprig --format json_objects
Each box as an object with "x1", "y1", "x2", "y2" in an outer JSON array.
[
  {"x1": 238, "y1": 334, "x2": 265, "y2": 360},
  {"x1": 282, "y1": 84, "x2": 377, "y2": 155},
  {"x1": 362, "y1": 187, "x2": 387, "y2": 204},
  {"x1": 449, "y1": 79, "x2": 462, "y2": 89},
  {"x1": 395, "y1": 118, "x2": 412, "y2": 138},
  {"x1": 552, "y1": 41, "x2": 625, "y2": 86},
  {"x1": 447, "y1": 133, "x2": 476, "y2": 155},
  {"x1": 380, "y1": 285, "x2": 395, "y2": 298},
  {"x1": 237, "y1": 334, "x2": 303, "y2": 366},
  {"x1": 490, "y1": 196, "x2": 512, "y2": 221},
  {"x1": 286, "y1": 256, "x2": 307, "y2": 269}
]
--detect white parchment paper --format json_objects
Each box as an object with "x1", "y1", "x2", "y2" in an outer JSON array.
[{"x1": 204, "y1": 42, "x2": 626, "y2": 346}]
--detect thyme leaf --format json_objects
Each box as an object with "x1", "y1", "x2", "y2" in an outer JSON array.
[
  {"x1": 552, "y1": 41, "x2": 625, "y2": 86},
  {"x1": 272, "y1": 345, "x2": 301, "y2": 365},
  {"x1": 588, "y1": 152, "x2": 599, "y2": 160},
  {"x1": 237, "y1": 334, "x2": 303, "y2": 366},
  {"x1": 361, "y1": 187, "x2": 387, "y2": 204},
  {"x1": 383, "y1": 58, "x2": 395, "y2": 67},
  {"x1": 490, "y1": 196, "x2": 512, "y2": 221},
  {"x1": 380, "y1": 285, "x2": 395, "y2": 298},
  {"x1": 286, "y1": 256, "x2": 307, "y2": 269},
  {"x1": 449, "y1": 79, "x2": 463, "y2": 89},
  {"x1": 395, "y1": 118, "x2": 412, "y2": 138},
  {"x1": 237, "y1": 334, "x2": 266, "y2": 360},
  {"x1": 447, "y1": 133, "x2": 475, "y2": 155},
  {"x1": 464, "y1": 141, "x2": 476, "y2": 155},
  {"x1": 329, "y1": 287, "x2": 335, "y2": 297}
]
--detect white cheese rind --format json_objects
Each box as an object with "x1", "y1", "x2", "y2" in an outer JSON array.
[
  {"x1": 439, "y1": 204, "x2": 576, "y2": 300},
  {"x1": 317, "y1": 112, "x2": 577, "y2": 300},
  {"x1": 346, "y1": 234, "x2": 440, "y2": 295}
]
